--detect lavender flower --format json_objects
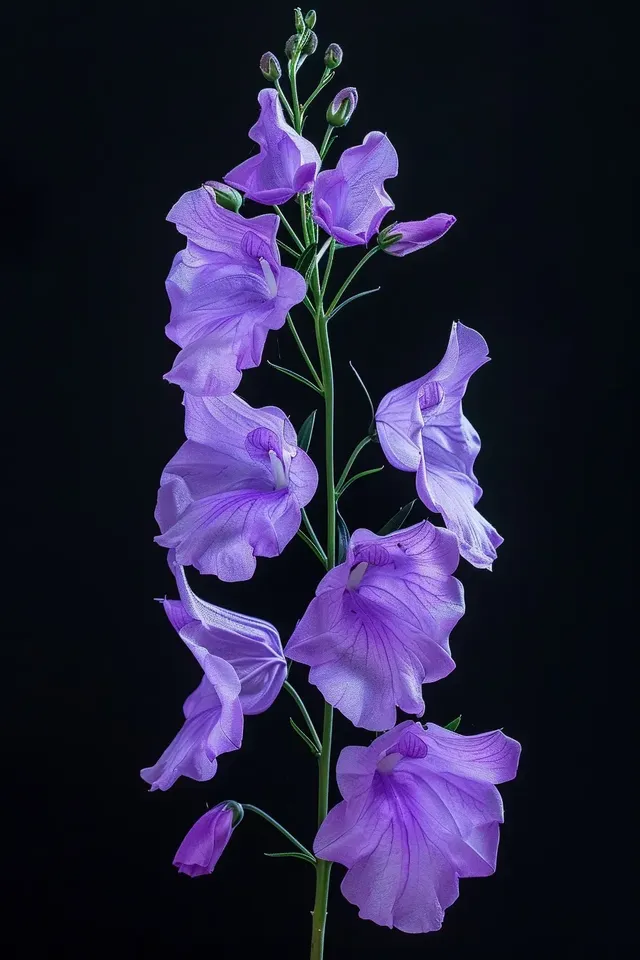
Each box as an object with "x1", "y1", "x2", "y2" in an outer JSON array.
[
  {"x1": 285, "y1": 521, "x2": 464, "y2": 730},
  {"x1": 381, "y1": 213, "x2": 457, "y2": 256},
  {"x1": 312, "y1": 132, "x2": 398, "y2": 246},
  {"x1": 155, "y1": 393, "x2": 318, "y2": 580},
  {"x1": 376, "y1": 322, "x2": 503, "y2": 569},
  {"x1": 224, "y1": 89, "x2": 321, "y2": 204},
  {"x1": 165, "y1": 184, "x2": 306, "y2": 397},
  {"x1": 173, "y1": 803, "x2": 236, "y2": 877},
  {"x1": 165, "y1": 554, "x2": 286, "y2": 714},
  {"x1": 314, "y1": 721, "x2": 520, "y2": 933}
]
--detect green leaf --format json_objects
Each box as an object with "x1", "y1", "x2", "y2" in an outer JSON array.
[
  {"x1": 337, "y1": 466, "x2": 384, "y2": 499},
  {"x1": 336, "y1": 504, "x2": 350, "y2": 564},
  {"x1": 377, "y1": 500, "x2": 417, "y2": 536},
  {"x1": 444, "y1": 715, "x2": 462, "y2": 732},
  {"x1": 264, "y1": 851, "x2": 316, "y2": 865},
  {"x1": 289, "y1": 717, "x2": 320, "y2": 755},
  {"x1": 267, "y1": 361, "x2": 323, "y2": 394},
  {"x1": 326, "y1": 287, "x2": 381, "y2": 322},
  {"x1": 297, "y1": 410, "x2": 317, "y2": 453},
  {"x1": 295, "y1": 241, "x2": 318, "y2": 281}
]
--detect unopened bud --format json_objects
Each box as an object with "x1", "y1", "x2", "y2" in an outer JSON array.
[
  {"x1": 377, "y1": 223, "x2": 402, "y2": 250},
  {"x1": 302, "y1": 30, "x2": 318, "y2": 55},
  {"x1": 285, "y1": 34, "x2": 299, "y2": 60},
  {"x1": 324, "y1": 43, "x2": 343, "y2": 69},
  {"x1": 204, "y1": 180, "x2": 243, "y2": 214},
  {"x1": 326, "y1": 86, "x2": 358, "y2": 127},
  {"x1": 259, "y1": 51, "x2": 282, "y2": 82},
  {"x1": 294, "y1": 7, "x2": 305, "y2": 32},
  {"x1": 304, "y1": 9, "x2": 317, "y2": 29}
]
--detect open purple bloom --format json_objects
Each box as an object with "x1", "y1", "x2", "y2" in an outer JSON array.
[
  {"x1": 383, "y1": 213, "x2": 457, "y2": 257},
  {"x1": 163, "y1": 554, "x2": 286, "y2": 714},
  {"x1": 312, "y1": 132, "x2": 398, "y2": 246},
  {"x1": 155, "y1": 393, "x2": 318, "y2": 580},
  {"x1": 165, "y1": 184, "x2": 306, "y2": 396},
  {"x1": 224, "y1": 89, "x2": 321, "y2": 205},
  {"x1": 173, "y1": 802, "x2": 236, "y2": 877},
  {"x1": 314, "y1": 720, "x2": 520, "y2": 933},
  {"x1": 285, "y1": 521, "x2": 464, "y2": 730},
  {"x1": 376, "y1": 322, "x2": 503, "y2": 569}
]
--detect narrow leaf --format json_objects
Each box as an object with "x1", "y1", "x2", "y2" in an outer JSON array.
[
  {"x1": 336, "y1": 504, "x2": 351, "y2": 565},
  {"x1": 268, "y1": 361, "x2": 322, "y2": 394},
  {"x1": 337, "y1": 466, "x2": 384, "y2": 499},
  {"x1": 444, "y1": 715, "x2": 462, "y2": 732},
  {"x1": 264, "y1": 851, "x2": 316, "y2": 865},
  {"x1": 377, "y1": 499, "x2": 417, "y2": 536},
  {"x1": 290, "y1": 717, "x2": 320, "y2": 755},
  {"x1": 297, "y1": 410, "x2": 317, "y2": 453},
  {"x1": 295, "y1": 241, "x2": 318, "y2": 281},
  {"x1": 326, "y1": 287, "x2": 381, "y2": 322},
  {"x1": 348, "y1": 361, "x2": 376, "y2": 428}
]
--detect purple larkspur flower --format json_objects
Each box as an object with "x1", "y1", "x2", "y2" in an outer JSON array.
[
  {"x1": 314, "y1": 720, "x2": 521, "y2": 933},
  {"x1": 173, "y1": 803, "x2": 236, "y2": 877},
  {"x1": 312, "y1": 132, "x2": 398, "y2": 246},
  {"x1": 285, "y1": 521, "x2": 464, "y2": 730},
  {"x1": 382, "y1": 213, "x2": 457, "y2": 256},
  {"x1": 376, "y1": 322, "x2": 503, "y2": 569},
  {"x1": 165, "y1": 184, "x2": 306, "y2": 397},
  {"x1": 224, "y1": 89, "x2": 321, "y2": 204},
  {"x1": 155, "y1": 393, "x2": 318, "y2": 580},
  {"x1": 164, "y1": 553, "x2": 286, "y2": 714}
]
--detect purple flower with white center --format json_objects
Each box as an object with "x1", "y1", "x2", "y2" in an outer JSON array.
[
  {"x1": 164, "y1": 553, "x2": 286, "y2": 714},
  {"x1": 224, "y1": 89, "x2": 321, "y2": 205},
  {"x1": 314, "y1": 720, "x2": 521, "y2": 933},
  {"x1": 284, "y1": 521, "x2": 464, "y2": 730},
  {"x1": 155, "y1": 393, "x2": 318, "y2": 581},
  {"x1": 173, "y1": 803, "x2": 237, "y2": 877},
  {"x1": 376, "y1": 322, "x2": 503, "y2": 569},
  {"x1": 312, "y1": 132, "x2": 398, "y2": 246},
  {"x1": 381, "y1": 213, "x2": 457, "y2": 256},
  {"x1": 165, "y1": 184, "x2": 306, "y2": 397}
]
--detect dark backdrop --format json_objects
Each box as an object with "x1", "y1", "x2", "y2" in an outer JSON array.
[{"x1": 3, "y1": 0, "x2": 628, "y2": 955}]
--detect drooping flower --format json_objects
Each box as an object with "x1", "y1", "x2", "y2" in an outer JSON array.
[
  {"x1": 285, "y1": 521, "x2": 464, "y2": 730},
  {"x1": 381, "y1": 213, "x2": 457, "y2": 256},
  {"x1": 155, "y1": 393, "x2": 318, "y2": 580},
  {"x1": 163, "y1": 553, "x2": 286, "y2": 714},
  {"x1": 312, "y1": 132, "x2": 398, "y2": 246},
  {"x1": 173, "y1": 802, "x2": 238, "y2": 877},
  {"x1": 314, "y1": 720, "x2": 520, "y2": 933},
  {"x1": 165, "y1": 184, "x2": 306, "y2": 397},
  {"x1": 375, "y1": 322, "x2": 503, "y2": 569},
  {"x1": 224, "y1": 89, "x2": 321, "y2": 205}
]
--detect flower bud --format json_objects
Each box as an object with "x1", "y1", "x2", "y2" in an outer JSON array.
[
  {"x1": 302, "y1": 30, "x2": 318, "y2": 55},
  {"x1": 305, "y1": 9, "x2": 317, "y2": 29},
  {"x1": 204, "y1": 180, "x2": 243, "y2": 213},
  {"x1": 259, "y1": 51, "x2": 282, "y2": 82},
  {"x1": 294, "y1": 7, "x2": 305, "y2": 32},
  {"x1": 285, "y1": 34, "x2": 299, "y2": 60},
  {"x1": 326, "y1": 86, "x2": 358, "y2": 127},
  {"x1": 324, "y1": 43, "x2": 343, "y2": 69},
  {"x1": 377, "y1": 223, "x2": 403, "y2": 250}
]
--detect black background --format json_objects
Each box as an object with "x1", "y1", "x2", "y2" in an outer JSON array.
[{"x1": 3, "y1": 0, "x2": 629, "y2": 955}]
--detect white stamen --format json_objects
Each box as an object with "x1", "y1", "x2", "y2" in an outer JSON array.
[
  {"x1": 347, "y1": 561, "x2": 368, "y2": 590},
  {"x1": 377, "y1": 752, "x2": 402, "y2": 774},
  {"x1": 259, "y1": 257, "x2": 277, "y2": 297},
  {"x1": 268, "y1": 450, "x2": 288, "y2": 489}
]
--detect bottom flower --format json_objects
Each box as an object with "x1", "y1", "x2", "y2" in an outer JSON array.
[
  {"x1": 174, "y1": 802, "x2": 241, "y2": 877},
  {"x1": 313, "y1": 720, "x2": 520, "y2": 933}
]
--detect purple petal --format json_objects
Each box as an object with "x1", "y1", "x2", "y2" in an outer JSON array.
[
  {"x1": 384, "y1": 214, "x2": 456, "y2": 257},
  {"x1": 224, "y1": 89, "x2": 320, "y2": 205},
  {"x1": 312, "y1": 132, "x2": 398, "y2": 246},
  {"x1": 423, "y1": 722, "x2": 521, "y2": 783},
  {"x1": 173, "y1": 803, "x2": 235, "y2": 877}
]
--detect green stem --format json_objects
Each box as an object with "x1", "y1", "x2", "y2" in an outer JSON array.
[
  {"x1": 275, "y1": 79, "x2": 295, "y2": 122},
  {"x1": 289, "y1": 58, "x2": 303, "y2": 132},
  {"x1": 297, "y1": 528, "x2": 328, "y2": 566},
  {"x1": 273, "y1": 205, "x2": 304, "y2": 251},
  {"x1": 319, "y1": 125, "x2": 333, "y2": 161},
  {"x1": 287, "y1": 314, "x2": 323, "y2": 390},
  {"x1": 336, "y1": 435, "x2": 372, "y2": 494},
  {"x1": 326, "y1": 246, "x2": 380, "y2": 317},
  {"x1": 301, "y1": 68, "x2": 333, "y2": 113},
  {"x1": 242, "y1": 804, "x2": 315, "y2": 861},
  {"x1": 321, "y1": 239, "x2": 336, "y2": 299},
  {"x1": 310, "y1": 704, "x2": 334, "y2": 960},
  {"x1": 277, "y1": 239, "x2": 300, "y2": 258},
  {"x1": 301, "y1": 507, "x2": 328, "y2": 566},
  {"x1": 299, "y1": 194, "x2": 311, "y2": 246},
  {"x1": 284, "y1": 681, "x2": 322, "y2": 754}
]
